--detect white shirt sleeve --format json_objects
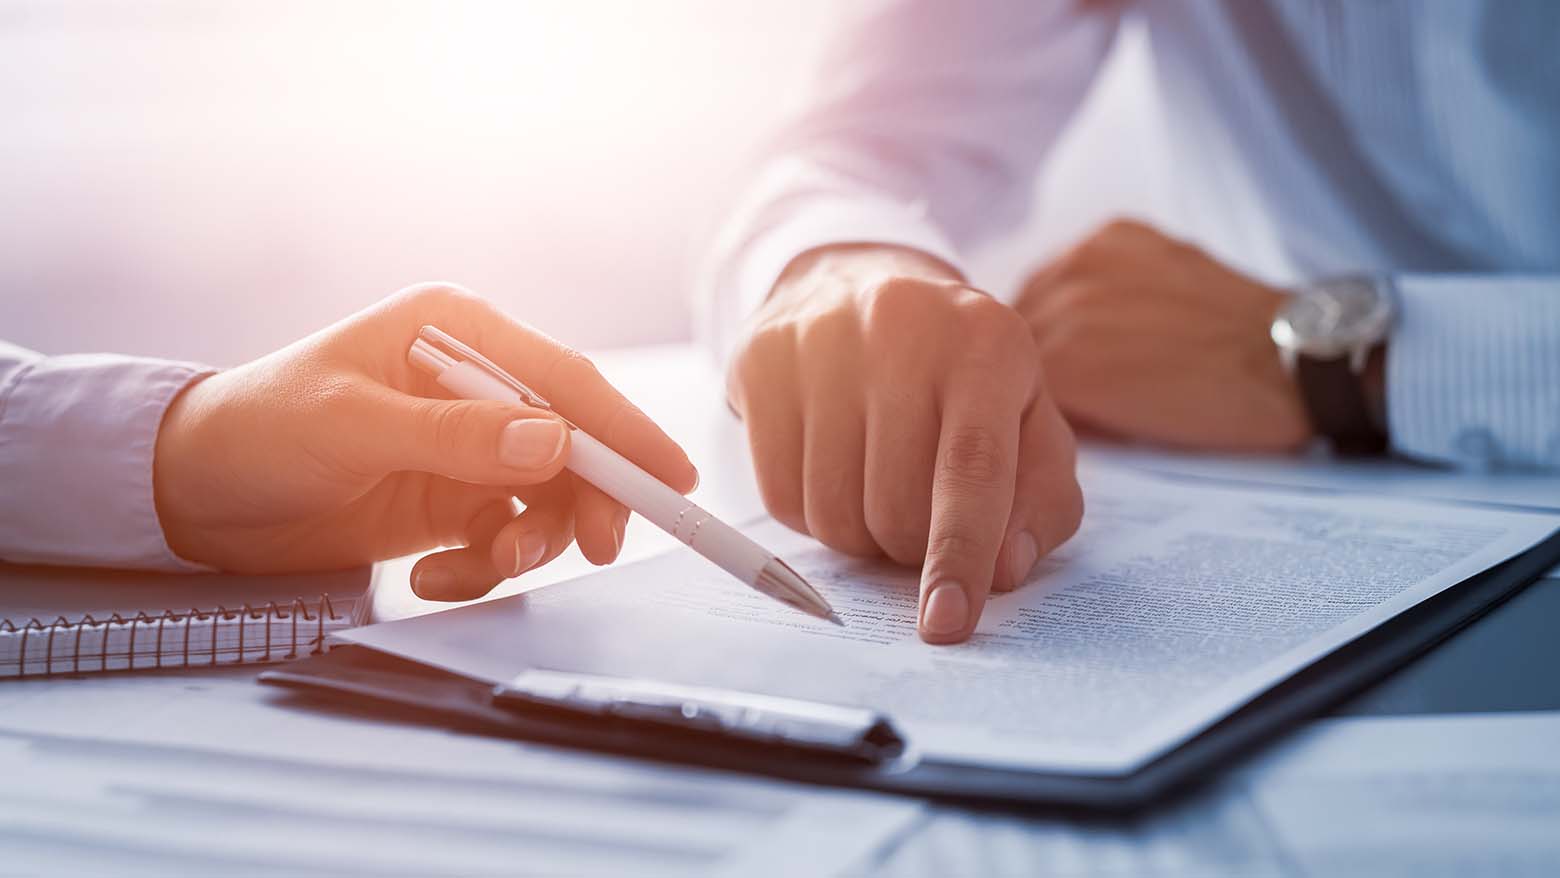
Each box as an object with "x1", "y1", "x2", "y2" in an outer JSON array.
[
  {"x1": 698, "y1": 0, "x2": 1123, "y2": 365},
  {"x1": 0, "y1": 341, "x2": 215, "y2": 570},
  {"x1": 1386, "y1": 276, "x2": 1560, "y2": 468}
]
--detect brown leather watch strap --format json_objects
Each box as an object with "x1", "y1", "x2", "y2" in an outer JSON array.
[{"x1": 1295, "y1": 354, "x2": 1388, "y2": 455}]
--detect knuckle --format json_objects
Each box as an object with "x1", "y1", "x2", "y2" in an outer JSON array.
[
  {"x1": 732, "y1": 324, "x2": 794, "y2": 388},
  {"x1": 1098, "y1": 216, "x2": 1151, "y2": 242},
  {"x1": 862, "y1": 279, "x2": 968, "y2": 357},
  {"x1": 956, "y1": 294, "x2": 1030, "y2": 345},
  {"x1": 808, "y1": 513, "x2": 876, "y2": 556},
  {"x1": 429, "y1": 402, "x2": 479, "y2": 459},
  {"x1": 1038, "y1": 287, "x2": 1103, "y2": 339},
  {"x1": 882, "y1": 537, "x2": 927, "y2": 567},
  {"x1": 940, "y1": 425, "x2": 1007, "y2": 485},
  {"x1": 1168, "y1": 235, "x2": 1205, "y2": 261},
  {"x1": 952, "y1": 289, "x2": 1006, "y2": 321},
  {"x1": 795, "y1": 304, "x2": 859, "y2": 353},
  {"x1": 752, "y1": 458, "x2": 805, "y2": 532},
  {"x1": 1065, "y1": 217, "x2": 1148, "y2": 266},
  {"x1": 803, "y1": 469, "x2": 875, "y2": 555},
  {"x1": 1051, "y1": 284, "x2": 1094, "y2": 314},
  {"x1": 925, "y1": 529, "x2": 984, "y2": 564},
  {"x1": 546, "y1": 347, "x2": 604, "y2": 390},
  {"x1": 397, "y1": 281, "x2": 481, "y2": 312},
  {"x1": 949, "y1": 315, "x2": 1038, "y2": 388},
  {"x1": 1048, "y1": 244, "x2": 1090, "y2": 280},
  {"x1": 863, "y1": 276, "x2": 938, "y2": 322},
  {"x1": 760, "y1": 487, "x2": 807, "y2": 534},
  {"x1": 864, "y1": 503, "x2": 929, "y2": 566},
  {"x1": 600, "y1": 396, "x2": 644, "y2": 445},
  {"x1": 726, "y1": 332, "x2": 798, "y2": 414}
]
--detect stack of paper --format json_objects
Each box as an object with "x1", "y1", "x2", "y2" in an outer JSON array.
[{"x1": 340, "y1": 463, "x2": 1560, "y2": 777}]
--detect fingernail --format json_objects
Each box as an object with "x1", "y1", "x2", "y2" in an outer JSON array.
[
  {"x1": 509, "y1": 531, "x2": 547, "y2": 577},
  {"x1": 613, "y1": 509, "x2": 629, "y2": 558},
  {"x1": 414, "y1": 565, "x2": 454, "y2": 598},
  {"x1": 500, "y1": 419, "x2": 567, "y2": 470},
  {"x1": 921, "y1": 581, "x2": 969, "y2": 636},
  {"x1": 1008, "y1": 531, "x2": 1038, "y2": 589}
]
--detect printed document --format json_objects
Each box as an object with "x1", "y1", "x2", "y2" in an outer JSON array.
[{"x1": 341, "y1": 463, "x2": 1560, "y2": 775}]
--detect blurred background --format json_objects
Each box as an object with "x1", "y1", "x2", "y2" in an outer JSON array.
[{"x1": 1, "y1": 0, "x2": 1172, "y2": 366}]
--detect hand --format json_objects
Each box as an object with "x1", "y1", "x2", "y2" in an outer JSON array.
[
  {"x1": 1016, "y1": 219, "x2": 1311, "y2": 452},
  {"x1": 728, "y1": 245, "x2": 1084, "y2": 644},
  {"x1": 153, "y1": 283, "x2": 698, "y2": 600}
]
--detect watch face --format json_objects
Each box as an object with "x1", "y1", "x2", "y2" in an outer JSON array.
[
  {"x1": 1280, "y1": 294, "x2": 1337, "y2": 338},
  {"x1": 1272, "y1": 276, "x2": 1394, "y2": 360}
]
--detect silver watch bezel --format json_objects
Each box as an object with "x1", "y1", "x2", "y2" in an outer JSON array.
[{"x1": 1271, "y1": 274, "x2": 1395, "y2": 375}]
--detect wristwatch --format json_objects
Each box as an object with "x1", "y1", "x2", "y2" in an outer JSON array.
[{"x1": 1270, "y1": 274, "x2": 1395, "y2": 456}]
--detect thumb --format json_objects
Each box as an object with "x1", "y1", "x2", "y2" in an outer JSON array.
[{"x1": 355, "y1": 386, "x2": 571, "y2": 485}]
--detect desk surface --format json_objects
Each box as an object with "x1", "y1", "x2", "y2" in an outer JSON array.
[{"x1": 4, "y1": 342, "x2": 1558, "y2": 874}]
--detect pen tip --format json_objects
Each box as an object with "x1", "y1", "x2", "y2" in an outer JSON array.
[{"x1": 758, "y1": 557, "x2": 843, "y2": 626}]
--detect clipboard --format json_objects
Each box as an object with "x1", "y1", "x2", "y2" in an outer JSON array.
[{"x1": 259, "y1": 527, "x2": 1560, "y2": 810}]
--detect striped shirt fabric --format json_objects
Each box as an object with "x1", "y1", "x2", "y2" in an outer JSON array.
[
  {"x1": 702, "y1": 0, "x2": 1560, "y2": 469},
  {"x1": 0, "y1": 341, "x2": 213, "y2": 570}
]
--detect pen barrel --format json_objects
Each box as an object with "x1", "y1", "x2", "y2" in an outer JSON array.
[
  {"x1": 567, "y1": 431, "x2": 766, "y2": 584},
  {"x1": 427, "y1": 359, "x2": 768, "y2": 586}
]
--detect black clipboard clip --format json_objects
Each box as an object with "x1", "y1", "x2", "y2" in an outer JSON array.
[{"x1": 492, "y1": 670, "x2": 905, "y2": 765}]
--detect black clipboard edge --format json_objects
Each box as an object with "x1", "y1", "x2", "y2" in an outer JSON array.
[
  {"x1": 261, "y1": 645, "x2": 899, "y2": 777},
  {"x1": 260, "y1": 527, "x2": 1560, "y2": 811}
]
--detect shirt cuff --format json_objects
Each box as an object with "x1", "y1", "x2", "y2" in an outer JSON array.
[
  {"x1": 0, "y1": 353, "x2": 216, "y2": 570},
  {"x1": 1386, "y1": 275, "x2": 1560, "y2": 468}
]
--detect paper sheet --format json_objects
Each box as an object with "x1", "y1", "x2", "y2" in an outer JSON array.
[
  {"x1": 1238, "y1": 712, "x2": 1560, "y2": 877},
  {"x1": 341, "y1": 463, "x2": 1560, "y2": 774},
  {"x1": 0, "y1": 669, "x2": 921, "y2": 877},
  {"x1": 860, "y1": 712, "x2": 1560, "y2": 877},
  {"x1": 1084, "y1": 443, "x2": 1560, "y2": 580},
  {"x1": 1082, "y1": 443, "x2": 1560, "y2": 513},
  {"x1": 862, "y1": 784, "x2": 1287, "y2": 878}
]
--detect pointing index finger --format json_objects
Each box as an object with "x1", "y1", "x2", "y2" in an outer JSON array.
[{"x1": 917, "y1": 384, "x2": 1024, "y2": 644}]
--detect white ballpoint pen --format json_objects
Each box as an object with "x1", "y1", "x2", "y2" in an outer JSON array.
[{"x1": 408, "y1": 325, "x2": 842, "y2": 625}]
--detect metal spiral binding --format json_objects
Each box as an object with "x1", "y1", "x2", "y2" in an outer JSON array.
[{"x1": 1, "y1": 593, "x2": 346, "y2": 679}]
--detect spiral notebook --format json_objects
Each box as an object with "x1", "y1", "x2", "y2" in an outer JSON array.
[{"x1": 0, "y1": 563, "x2": 373, "y2": 678}]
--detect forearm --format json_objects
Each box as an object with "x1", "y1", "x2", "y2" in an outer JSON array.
[
  {"x1": 698, "y1": 0, "x2": 1121, "y2": 364},
  {"x1": 1385, "y1": 275, "x2": 1560, "y2": 468},
  {"x1": 0, "y1": 342, "x2": 214, "y2": 569}
]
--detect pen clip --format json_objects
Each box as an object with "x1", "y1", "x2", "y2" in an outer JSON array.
[
  {"x1": 492, "y1": 670, "x2": 904, "y2": 764},
  {"x1": 411, "y1": 325, "x2": 554, "y2": 411}
]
